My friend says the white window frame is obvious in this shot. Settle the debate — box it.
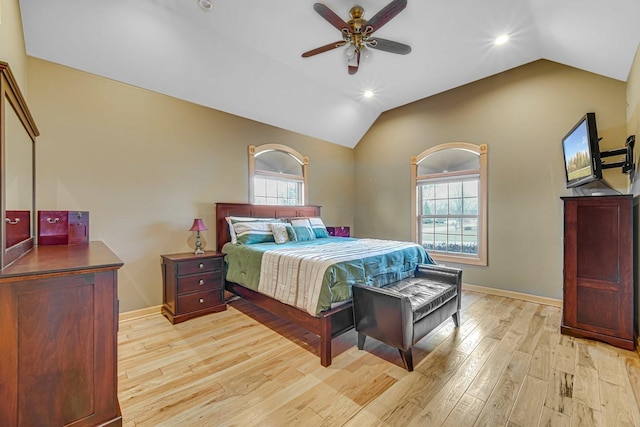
[411,142,488,266]
[249,144,308,205]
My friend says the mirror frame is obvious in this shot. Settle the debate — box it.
[0,62,39,269]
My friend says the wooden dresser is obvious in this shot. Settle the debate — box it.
[0,242,123,426]
[561,195,636,350]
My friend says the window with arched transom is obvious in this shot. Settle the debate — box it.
[249,144,308,205]
[411,142,488,266]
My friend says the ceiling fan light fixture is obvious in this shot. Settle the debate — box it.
[494,34,510,46]
[345,45,357,59]
[198,0,213,11]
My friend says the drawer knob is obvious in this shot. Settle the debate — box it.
[199,279,204,285]
[199,298,204,304]
[199,263,204,269]
[46,217,60,224]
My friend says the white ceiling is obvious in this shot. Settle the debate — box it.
[19,0,640,148]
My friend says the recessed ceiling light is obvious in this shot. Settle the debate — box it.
[198,0,213,11]
[363,90,374,98]
[494,34,510,46]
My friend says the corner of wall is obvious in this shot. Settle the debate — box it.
[627,42,640,196]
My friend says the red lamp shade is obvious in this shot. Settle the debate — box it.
[189,218,208,232]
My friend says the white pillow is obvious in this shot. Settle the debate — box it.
[225,216,275,244]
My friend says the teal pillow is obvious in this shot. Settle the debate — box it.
[289,218,315,241]
[309,217,329,238]
[286,224,298,241]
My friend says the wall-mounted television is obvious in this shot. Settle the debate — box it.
[561,112,602,188]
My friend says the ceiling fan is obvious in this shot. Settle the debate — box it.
[302,0,411,75]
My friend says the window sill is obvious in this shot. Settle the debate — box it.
[429,252,487,267]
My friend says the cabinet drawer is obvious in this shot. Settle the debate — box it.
[178,289,222,313]
[177,271,223,295]
[177,257,222,276]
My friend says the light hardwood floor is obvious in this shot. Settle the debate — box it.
[118,291,640,426]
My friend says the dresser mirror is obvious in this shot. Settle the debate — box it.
[0,62,39,269]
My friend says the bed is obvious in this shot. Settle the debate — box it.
[215,202,432,367]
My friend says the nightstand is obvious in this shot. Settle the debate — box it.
[161,251,226,324]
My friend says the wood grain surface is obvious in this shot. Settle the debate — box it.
[118,291,640,426]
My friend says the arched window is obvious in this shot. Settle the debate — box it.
[411,143,488,266]
[249,144,308,205]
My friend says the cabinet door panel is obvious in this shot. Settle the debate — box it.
[17,275,94,426]
[576,205,620,282]
[575,286,619,333]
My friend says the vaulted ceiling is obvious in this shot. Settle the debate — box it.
[19,0,640,148]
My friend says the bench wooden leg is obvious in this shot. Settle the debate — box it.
[452,311,460,327]
[399,348,414,372]
[357,332,366,350]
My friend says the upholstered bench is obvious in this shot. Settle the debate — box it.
[352,264,462,371]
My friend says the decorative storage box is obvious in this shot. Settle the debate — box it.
[38,211,89,245]
[326,226,350,237]
[5,210,30,247]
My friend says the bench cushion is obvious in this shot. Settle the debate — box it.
[384,277,457,322]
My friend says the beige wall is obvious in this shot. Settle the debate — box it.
[27,58,355,312]
[0,0,28,89]
[354,60,628,300]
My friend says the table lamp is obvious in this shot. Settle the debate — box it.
[189,218,207,254]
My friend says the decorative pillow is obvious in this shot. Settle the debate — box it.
[226,216,275,244]
[289,218,315,241]
[270,223,297,244]
[231,219,281,245]
[308,217,329,238]
[285,224,298,241]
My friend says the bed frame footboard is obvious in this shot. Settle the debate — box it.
[225,280,353,367]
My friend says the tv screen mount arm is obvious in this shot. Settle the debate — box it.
[600,135,635,174]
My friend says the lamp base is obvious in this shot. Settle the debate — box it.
[194,232,205,255]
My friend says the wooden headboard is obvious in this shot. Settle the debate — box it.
[215,203,321,251]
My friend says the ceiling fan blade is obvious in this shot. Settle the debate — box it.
[313,3,352,35]
[302,41,347,58]
[365,0,407,34]
[348,49,360,75]
[368,38,411,55]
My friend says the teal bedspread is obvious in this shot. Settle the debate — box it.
[222,237,433,316]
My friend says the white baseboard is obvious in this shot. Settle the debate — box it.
[119,305,162,322]
[462,283,562,308]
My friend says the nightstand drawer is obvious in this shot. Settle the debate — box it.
[178,289,222,313]
[177,257,223,276]
[177,271,223,295]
